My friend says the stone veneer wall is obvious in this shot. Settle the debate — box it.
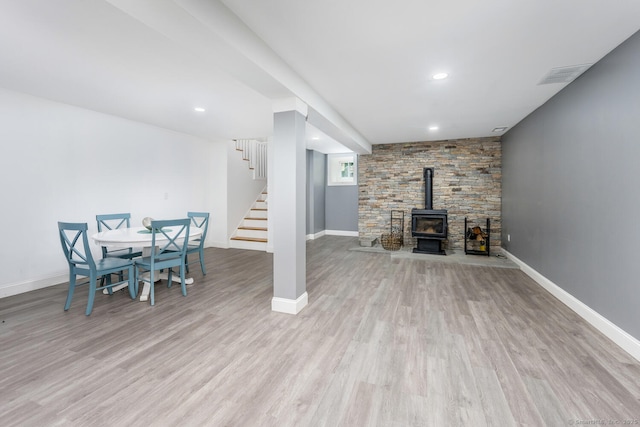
[358,137,501,251]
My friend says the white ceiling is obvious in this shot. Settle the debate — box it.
[1,0,639,153]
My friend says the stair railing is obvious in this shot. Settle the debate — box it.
[234,139,267,180]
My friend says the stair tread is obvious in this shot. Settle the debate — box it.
[244,217,267,220]
[238,226,267,231]
[231,236,268,243]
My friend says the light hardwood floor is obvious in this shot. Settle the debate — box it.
[1,236,639,426]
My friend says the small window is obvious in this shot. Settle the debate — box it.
[327,153,357,186]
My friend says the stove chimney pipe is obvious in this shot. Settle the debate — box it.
[424,167,433,210]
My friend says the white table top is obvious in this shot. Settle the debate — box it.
[92,226,203,248]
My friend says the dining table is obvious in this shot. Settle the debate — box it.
[91,225,203,302]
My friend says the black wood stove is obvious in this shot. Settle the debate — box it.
[411,168,447,255]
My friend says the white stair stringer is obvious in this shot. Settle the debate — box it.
[230,191,268,251]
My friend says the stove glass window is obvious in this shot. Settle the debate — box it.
[415,217,444,234]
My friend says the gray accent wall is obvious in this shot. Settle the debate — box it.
[306,149,326,235]
[326,184,358,232]
[306,150,359,234]
[501,30,640,340]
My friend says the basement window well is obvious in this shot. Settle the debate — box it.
[328,153,357,186]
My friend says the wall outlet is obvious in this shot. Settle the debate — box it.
[507,234,511,242]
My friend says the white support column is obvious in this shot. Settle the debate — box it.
[271,98,308,314]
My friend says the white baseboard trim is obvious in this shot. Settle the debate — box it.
[503,249,640,362]
[306,230,358,240]
[208,241,230,249]
[272,292,308,314]
[306,230,326,240]
[0,272,68,299]
[325,230,358,237]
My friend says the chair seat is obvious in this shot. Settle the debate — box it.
[167,244,199,253]
[104,247,143,259]
[97,257,136,271]
[74,256,136,278]
[136,255,183,270]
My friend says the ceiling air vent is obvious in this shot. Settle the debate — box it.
[538,64,592,85]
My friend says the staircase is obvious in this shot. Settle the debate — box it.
[229,191,268,251]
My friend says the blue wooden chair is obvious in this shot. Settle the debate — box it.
[134,218,191,306]
[58,222,137,315]
[185,211,209,275]
[96,213,143,260]
[96,213,142,287]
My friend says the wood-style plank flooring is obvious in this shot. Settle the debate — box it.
[1,236,639,426]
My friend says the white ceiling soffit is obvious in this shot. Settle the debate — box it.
[105,0,292,100]
[305,122,353,154]
[106,0,371,153]
[306,107,368,154]
[173,0,372,153]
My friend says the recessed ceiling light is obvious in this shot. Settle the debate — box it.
[429,126,439,131]
[194,107,206,112]
[311,136,320,140]
[492,126,508,132]
[432,73,448,80]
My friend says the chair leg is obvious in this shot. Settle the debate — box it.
[127,266,136,300]
[105,273,113,295]
[149,270,155,306]
[180,265,187,297]
[64,273,76,311]
[167,268,173,288]
[185,254,190,274]
[136,267,141,296]
[101,273,119,290]
[134,267,138,296]
[199,249,206,275]
[86,273,97,316]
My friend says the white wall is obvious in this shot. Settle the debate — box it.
[0,88,226,297]
[208,141,228,247]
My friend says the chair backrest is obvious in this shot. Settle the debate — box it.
[96,213,132,232]
[58,222,96,270]
[96,213,133,258]
[187,211,209,246]
[150,218,191,261]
